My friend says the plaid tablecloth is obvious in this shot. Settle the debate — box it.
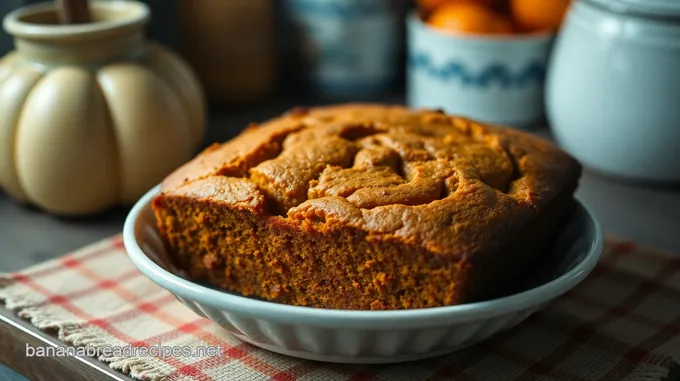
[0,235,679,381]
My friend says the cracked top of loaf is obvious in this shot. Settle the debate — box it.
[159,104,581,258]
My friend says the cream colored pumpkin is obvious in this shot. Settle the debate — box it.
[0,1,205,215]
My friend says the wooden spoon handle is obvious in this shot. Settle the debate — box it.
[56,0,92,24]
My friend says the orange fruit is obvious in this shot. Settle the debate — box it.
[510,0,571,32]
[428,2,514,35]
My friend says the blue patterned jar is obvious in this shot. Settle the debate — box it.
[407,12,554,128]
[286,0,406,97]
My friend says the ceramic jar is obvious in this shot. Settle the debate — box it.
[178,0,276,105]
[286,0,406,98]
[546,0,680,183]
[407,12,554,128]
[0,1,205,215]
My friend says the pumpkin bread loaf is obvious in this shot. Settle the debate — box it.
[152,104,581,310]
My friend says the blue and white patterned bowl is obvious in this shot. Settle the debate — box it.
[407,12,554,128]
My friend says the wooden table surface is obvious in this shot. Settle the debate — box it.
[0,307,132,381]
[1,99,679,380]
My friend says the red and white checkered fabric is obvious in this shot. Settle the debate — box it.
[1,235,679,381]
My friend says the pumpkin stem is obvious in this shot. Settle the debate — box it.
[56,0,92,24]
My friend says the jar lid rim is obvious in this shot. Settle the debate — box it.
[584,0,680,19]
[3,1,149,42]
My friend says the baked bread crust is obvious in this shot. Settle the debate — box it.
[153,104,581,310]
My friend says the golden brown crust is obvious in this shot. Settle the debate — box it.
[161,104,579,255]
[154,104,581,309]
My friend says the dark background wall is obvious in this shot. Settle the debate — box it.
[0,0,408,103]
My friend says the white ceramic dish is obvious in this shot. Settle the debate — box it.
[124,186,603,364]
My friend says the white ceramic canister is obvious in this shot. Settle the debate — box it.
[407,12,554,128]
[547,0,680,183]
[286,0,405,98]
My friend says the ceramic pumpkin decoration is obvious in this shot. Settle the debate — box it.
[0,0,205,215]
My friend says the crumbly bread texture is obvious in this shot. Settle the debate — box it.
[153,104,581,310]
